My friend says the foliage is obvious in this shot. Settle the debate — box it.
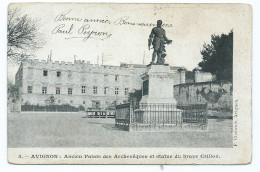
[7,79,20,102]
[128,89,142,106]
[111,100,117,107]
[7,8,45,64]
[21,103,86,112]
[78,105,85,111]
[198,30,233,81]
[49,95,55,105]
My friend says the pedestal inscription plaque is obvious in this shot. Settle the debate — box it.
[142,79,149,96]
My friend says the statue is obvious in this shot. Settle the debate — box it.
[148,20,172,64]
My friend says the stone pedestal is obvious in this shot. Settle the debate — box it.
[140,64,177,105]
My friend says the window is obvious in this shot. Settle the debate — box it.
[42,87,47,94]
[68,88,73,95]
[43,70,48,76]
[83,101,85,104]
[115,75,119,81]
[57,71,61,77]
[125,88,129,96]
[104,74,108,81]
[82,86,86,93]
[104,87,108,95]
[68,70,72,78]
[115,87,119,95]
[56,87,60,94]
[58,100,61,103]
[93,86,97,94]
[70,100,73,104]
[27,86,33,94]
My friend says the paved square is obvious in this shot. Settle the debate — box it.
[8,112,233,148]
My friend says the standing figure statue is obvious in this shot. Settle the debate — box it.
[148,20,172,64]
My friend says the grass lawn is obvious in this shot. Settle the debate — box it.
[8,112,233,148]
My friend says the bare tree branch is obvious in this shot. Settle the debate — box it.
[7,8,45,64]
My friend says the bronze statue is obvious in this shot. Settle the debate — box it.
[148,20,172,64]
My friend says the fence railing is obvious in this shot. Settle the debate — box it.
[177,104,208,126]
[132,103,182,125]
[86,109,115,118]
[115,103,208,131]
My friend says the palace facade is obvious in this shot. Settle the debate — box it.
[15,58,214,109]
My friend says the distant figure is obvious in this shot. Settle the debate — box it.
[148,20,172,64]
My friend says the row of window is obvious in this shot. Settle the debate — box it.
[48,100,101,106]
[43,70,71,78]
[42,70,125,81]
[27,86,129,95]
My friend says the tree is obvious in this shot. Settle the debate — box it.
[7,78,20,102]
[198,30,233,81]
[128,89,142,107]
[7,8,45,64]
[49,95,56,105]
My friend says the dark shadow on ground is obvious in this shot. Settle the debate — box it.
[101,123,122,131]
[87,122,102,125]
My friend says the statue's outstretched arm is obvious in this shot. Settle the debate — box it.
[163,31,169,41]
[164,31,172,44]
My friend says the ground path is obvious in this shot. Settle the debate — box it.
[8,112,233,148]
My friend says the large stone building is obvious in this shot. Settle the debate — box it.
[15,58,188,109]
[15,57,217,110]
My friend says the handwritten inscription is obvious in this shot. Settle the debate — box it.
[54,9,82,22]
[52,9,173,42]
[65,24,112,42]
[52,24,74,34]
[114,16,173,28]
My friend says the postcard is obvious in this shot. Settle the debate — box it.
[7,3,252,164]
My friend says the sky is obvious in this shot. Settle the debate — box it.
[8,3,235,80]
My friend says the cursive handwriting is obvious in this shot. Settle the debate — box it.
[52,9,174,43]
[114,16,173,28]
[84,18,111,24]
[114,16,136,26]
[52,24,74,34]
[65,24,112,42]
[54,9,82,22]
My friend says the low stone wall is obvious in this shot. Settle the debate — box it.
[174,81,232,111]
